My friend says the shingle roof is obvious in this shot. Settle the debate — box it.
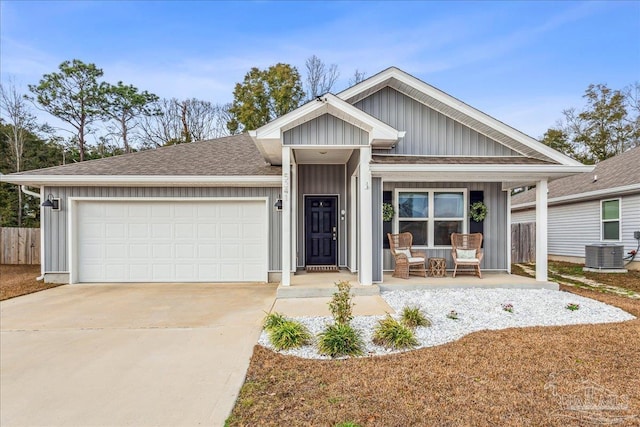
[372,155,554,165]
[12,134,281,176]
[511,146,640,206]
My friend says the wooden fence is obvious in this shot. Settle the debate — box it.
[511,222,536,264]
[0,227,40,265]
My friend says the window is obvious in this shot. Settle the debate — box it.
[396,189,466,247]
[601,199,620,241]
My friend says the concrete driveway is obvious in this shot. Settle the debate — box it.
[0,283,277,427]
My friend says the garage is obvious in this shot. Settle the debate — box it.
[71,198,268,283]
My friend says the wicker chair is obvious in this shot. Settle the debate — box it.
[387,232,427,279]
[451,233,483,278]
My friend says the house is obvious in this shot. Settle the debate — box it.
[1,67,592,286]
[511,146,640,270]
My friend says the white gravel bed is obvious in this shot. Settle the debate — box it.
[258,289,635,360]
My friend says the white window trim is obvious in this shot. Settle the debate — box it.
[394,188,468,248]
[600,198,622,242]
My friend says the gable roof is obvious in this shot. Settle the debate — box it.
[1,134,282,187]
[511,146,640,208]
[249,93,405,165]
[338,67,582,166]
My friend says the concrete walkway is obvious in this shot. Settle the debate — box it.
[0,283,277,427]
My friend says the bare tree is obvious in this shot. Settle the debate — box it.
[348,69,367,87]
[304,55,339,100]
[0,81,37,226]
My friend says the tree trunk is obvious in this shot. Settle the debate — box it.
[122,115,130,153]
[181,102,191,143]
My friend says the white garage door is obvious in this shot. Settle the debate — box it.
[75,200,267,283]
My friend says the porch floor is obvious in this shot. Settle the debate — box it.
[276,270,558,298]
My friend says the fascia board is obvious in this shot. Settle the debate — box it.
[339,67,581,167]
[511,183,640,210]
[370,164,593,174]
[0,175,283,187]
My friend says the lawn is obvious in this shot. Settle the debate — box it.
[0,264,61,300]
[227,285,640,426]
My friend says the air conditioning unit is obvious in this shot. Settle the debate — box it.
[585,244,624,269]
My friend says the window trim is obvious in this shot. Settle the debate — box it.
[394,188,468,248]
[600,198,622,242]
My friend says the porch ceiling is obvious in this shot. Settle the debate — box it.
[293,148,354,164]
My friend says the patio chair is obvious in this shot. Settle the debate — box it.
[451,233,483,278]
[387,232,427,279]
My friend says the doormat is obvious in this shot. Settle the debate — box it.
[306,265,340,273]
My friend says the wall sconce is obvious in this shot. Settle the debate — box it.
[274,197,283,211]
[41,194,60,210]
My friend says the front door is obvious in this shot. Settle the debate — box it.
[305,196,338,266]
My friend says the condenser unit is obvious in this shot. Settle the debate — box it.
[585,244,624,269]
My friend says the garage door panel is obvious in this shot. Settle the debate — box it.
[77,200,267,282]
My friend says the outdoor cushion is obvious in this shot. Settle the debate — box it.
[457,249,476,259]
[455,257,480,263]
[396,248,412,258]
[408,257,425,263]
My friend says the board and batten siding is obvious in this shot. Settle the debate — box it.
[297,165,347,267]
[512,193,640,258]
[283,113,369,146]
[355,87,520,157]
[41,186,282,273]
[379,182,509,271]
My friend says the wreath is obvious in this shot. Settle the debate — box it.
[469,201,488,222]
[382,202,395,222]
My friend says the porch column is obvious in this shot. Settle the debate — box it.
[281,147,292,286]
[359,146,372,285]
[535,179,548,282]
[291,160,297,271]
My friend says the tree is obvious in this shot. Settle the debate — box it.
[349,69,367,86]
[542,83,639,163]
[304,55,339,100]
[0,82,38,226]
[229,63,305,131]
[100,81,160,153]
[28,59,104,161]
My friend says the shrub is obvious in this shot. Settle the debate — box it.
[372,315,419,350]
[400,306,431,328]
[447,310,459,320]
[565,303,580,311]
[268,319,312,350]
[328,280,354,325]
[318,322,364,358]
[263,312,287,331]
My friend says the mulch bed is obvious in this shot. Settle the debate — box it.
[227,287,640,426]
[0,264,61,301]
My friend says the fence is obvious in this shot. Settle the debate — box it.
[511,222,536,264]
[0,227,41,265]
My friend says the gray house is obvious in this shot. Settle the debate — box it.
[2,67,590,285]
[512,146,640,270]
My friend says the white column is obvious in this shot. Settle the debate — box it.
[359,146,372,285]
[290,160,297,271]
[535,179,548,282]
[506,190,512,274]
[281,147,291,286]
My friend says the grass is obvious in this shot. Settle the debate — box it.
[399,306,430,328]
[227,286,640,426]
[372,315,418,350]
[0,264,61,301]
[317,323,364,358]
[267,319,312,351]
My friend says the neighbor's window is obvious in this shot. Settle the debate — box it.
[396,189,466,247]
[601,199,620,240]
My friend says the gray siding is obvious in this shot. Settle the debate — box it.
[513,194,640,259]
[41,186,282,273]
[381,182,509,271]
[346,150,360,271]
[297,165,347,267]
[284,114,369,146]
[355,87,520,156]
[372,177,383,281]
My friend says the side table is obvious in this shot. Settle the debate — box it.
[428,257,447,277]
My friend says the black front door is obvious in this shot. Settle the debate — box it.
[305,196,338,266]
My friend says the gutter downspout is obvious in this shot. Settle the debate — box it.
[20,186,45,281]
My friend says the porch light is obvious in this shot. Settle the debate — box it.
[274,198,283,211]
[41,194,60,210]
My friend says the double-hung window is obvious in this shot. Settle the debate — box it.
[396,189,467,247]
[601,199,621,241]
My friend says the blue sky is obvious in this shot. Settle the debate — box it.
[1,0,639,139]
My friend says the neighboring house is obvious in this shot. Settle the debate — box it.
[1,67,591,285]
[512,146,640,270]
